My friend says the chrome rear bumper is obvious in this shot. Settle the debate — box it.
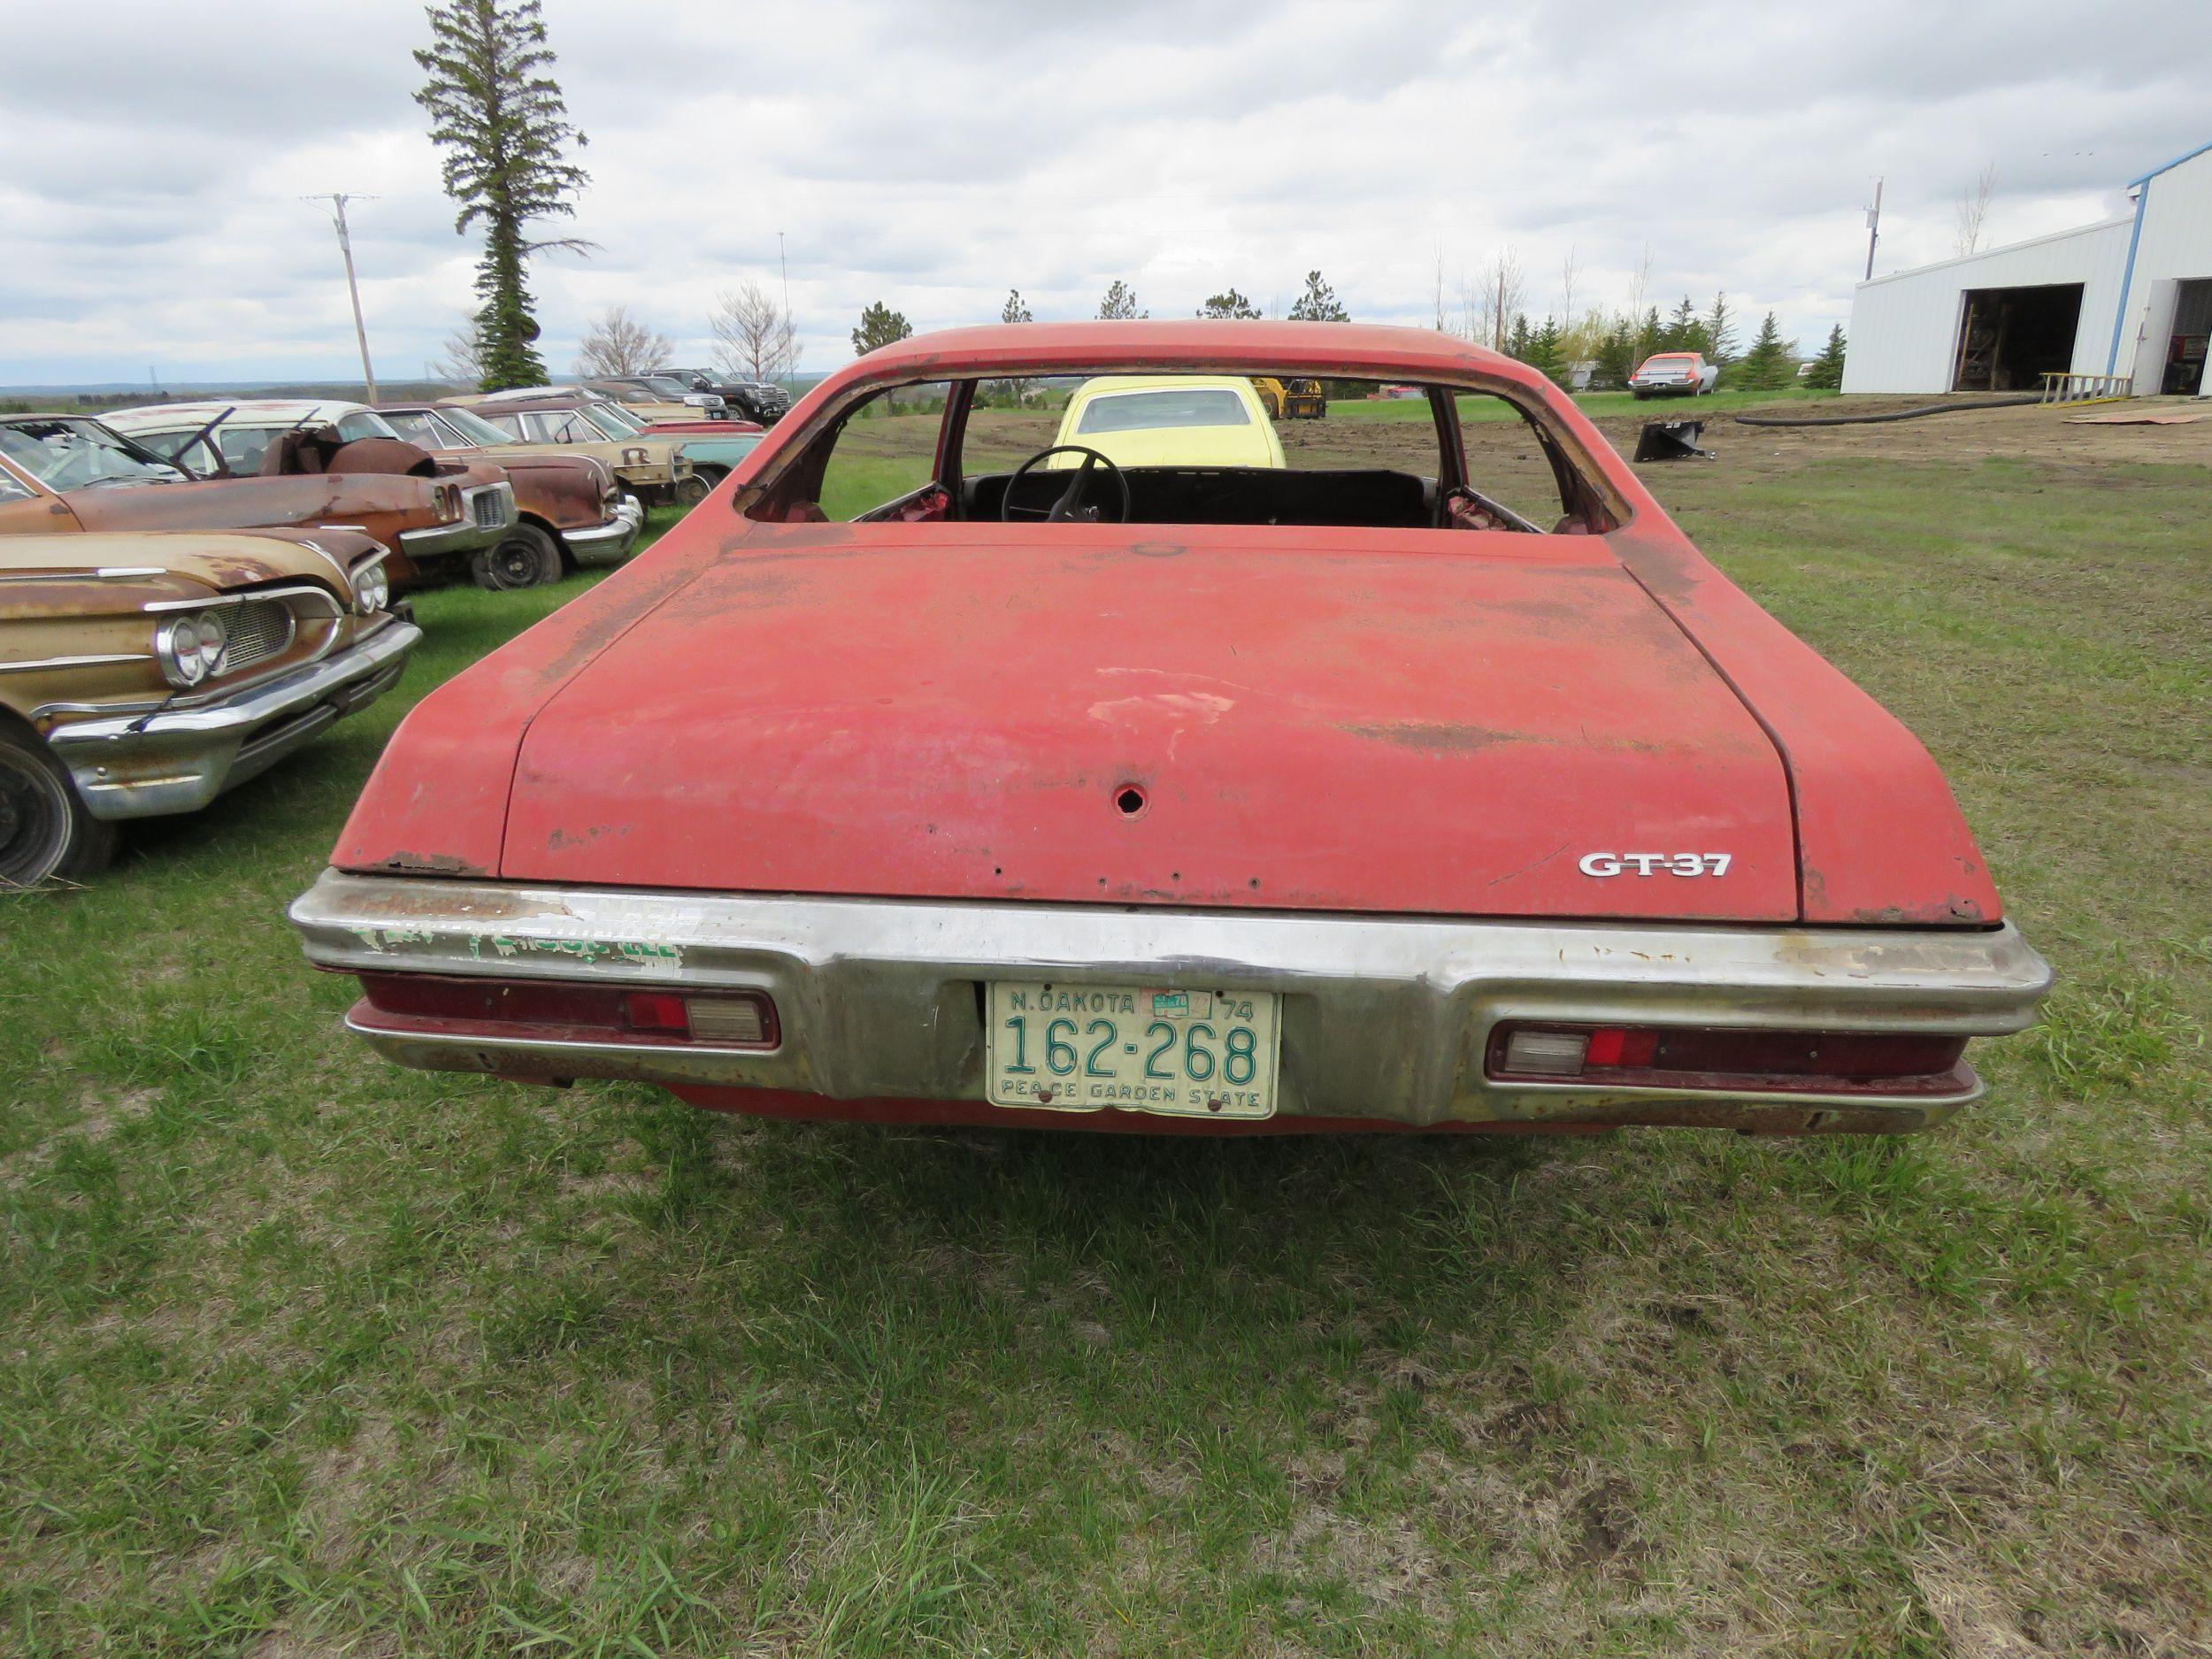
[288,872,2052,1133]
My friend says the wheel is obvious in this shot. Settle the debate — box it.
[0,726,115,887]
[1632,388,1650,400]
[470,522,564,590]
[691,464,730,489]
[673,473,712,507]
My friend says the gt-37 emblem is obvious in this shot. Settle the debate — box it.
[1578,852,1732,878]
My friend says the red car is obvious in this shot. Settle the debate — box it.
[291,322,2049,1138]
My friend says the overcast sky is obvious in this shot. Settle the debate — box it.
[3,0,2206,388]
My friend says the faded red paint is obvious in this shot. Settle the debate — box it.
[332,320,2002,930]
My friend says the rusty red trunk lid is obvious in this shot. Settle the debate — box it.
[498,533,1799,920]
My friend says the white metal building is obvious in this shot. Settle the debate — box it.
[1845,139,2212,396]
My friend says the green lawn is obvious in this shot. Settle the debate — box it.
[2,461,2208,1657]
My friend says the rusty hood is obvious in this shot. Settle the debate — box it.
[495,532,1801,921]
[0,526,364,600]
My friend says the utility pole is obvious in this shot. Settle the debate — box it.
[778,230,793,388]
[1863,177,1884,281]
[310,194,378,400]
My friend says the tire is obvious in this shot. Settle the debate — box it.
[470,522,564,590]
[673,473,712,508]
[1632,388,1650,400]
[691,464,730,488]
[0,727,116,887]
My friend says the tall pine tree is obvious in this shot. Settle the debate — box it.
[1737,311,1794,389]
[1288,271,1349,322]
[1805,323,1847,390]
[415,0,592,390]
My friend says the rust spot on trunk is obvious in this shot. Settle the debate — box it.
[377,850,488,877]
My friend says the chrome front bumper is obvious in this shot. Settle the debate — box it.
[53,621,421,820]
[398,482,517,559]
[560,495,646,565]
[288,873,2052,1133]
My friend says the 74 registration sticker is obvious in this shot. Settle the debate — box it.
[985,982,1281,1119]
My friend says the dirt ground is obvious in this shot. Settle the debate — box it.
[1636,396,2212,473]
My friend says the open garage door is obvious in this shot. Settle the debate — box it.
[1953,284,2085,392]
[2165,280,2211,395]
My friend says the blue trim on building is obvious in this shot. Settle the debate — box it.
[2128,136,2212,188]
[2105,183,2151,375]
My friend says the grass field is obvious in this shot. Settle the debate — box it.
[3,419,2208,1657]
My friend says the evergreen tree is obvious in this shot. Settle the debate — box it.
[414,0,592,390]
[1638,305,1662,359]
[1525,317,1570,388]
[1287,270,1349,322]
[1097,280,1145,320]
[1659,296,1700,352]
[999,289,1033,324]
[1804,323,1847,390]
[1593,316,1640,388]
[851,301,912,356]
[1736,311,1794,389]
[1198,289,1262,319]
[1505,313,1534,363]
[1703,291,1739,364]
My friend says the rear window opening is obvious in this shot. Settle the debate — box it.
[749,373,1620,534]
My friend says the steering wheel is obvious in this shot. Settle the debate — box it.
[999,445,1132,524]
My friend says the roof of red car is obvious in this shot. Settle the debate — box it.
[848,320,1528,382]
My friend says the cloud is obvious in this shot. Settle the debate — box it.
[2,0,2206,383]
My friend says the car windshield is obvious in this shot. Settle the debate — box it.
[429,405,516,446]
[583,403,645,436]
[380,411,449,448]
[0,418,184,489]
[772,370,1619,535]
[1074,388,1252,434]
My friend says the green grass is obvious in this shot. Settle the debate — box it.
[3,458,2209,1657]
[1322,385,1839,424]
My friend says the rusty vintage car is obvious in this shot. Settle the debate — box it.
[99,402,518,590]
[452,395,702,507]
[291,322,2050,1138]
[3,411,506,594]
[368,403,643,585]
[3,526,416,886]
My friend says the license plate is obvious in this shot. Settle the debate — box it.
[985,982,1280,1119]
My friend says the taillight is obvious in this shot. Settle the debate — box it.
[1486,1023,1970,1096]
[355,972,778,1049]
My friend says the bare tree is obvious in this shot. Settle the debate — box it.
[1470,248,1525,352]
[1955,163,1997,257]
[1432,246,1448,334]
[1558,245,1581,330]
[574,304,671,377]
[1627,243,1653,318]
[433,316,488,385]
[710,279,798,381]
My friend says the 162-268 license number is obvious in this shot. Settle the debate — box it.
[985,982,1282,1119]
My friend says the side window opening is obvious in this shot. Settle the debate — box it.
[807,381,956,521]
[1441,392,1619,534]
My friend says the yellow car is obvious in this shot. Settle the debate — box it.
[1049,376,1286,470]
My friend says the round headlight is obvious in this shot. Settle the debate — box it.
[155,611,226,687]
[621,446,648,466]
[352,562,389,614]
